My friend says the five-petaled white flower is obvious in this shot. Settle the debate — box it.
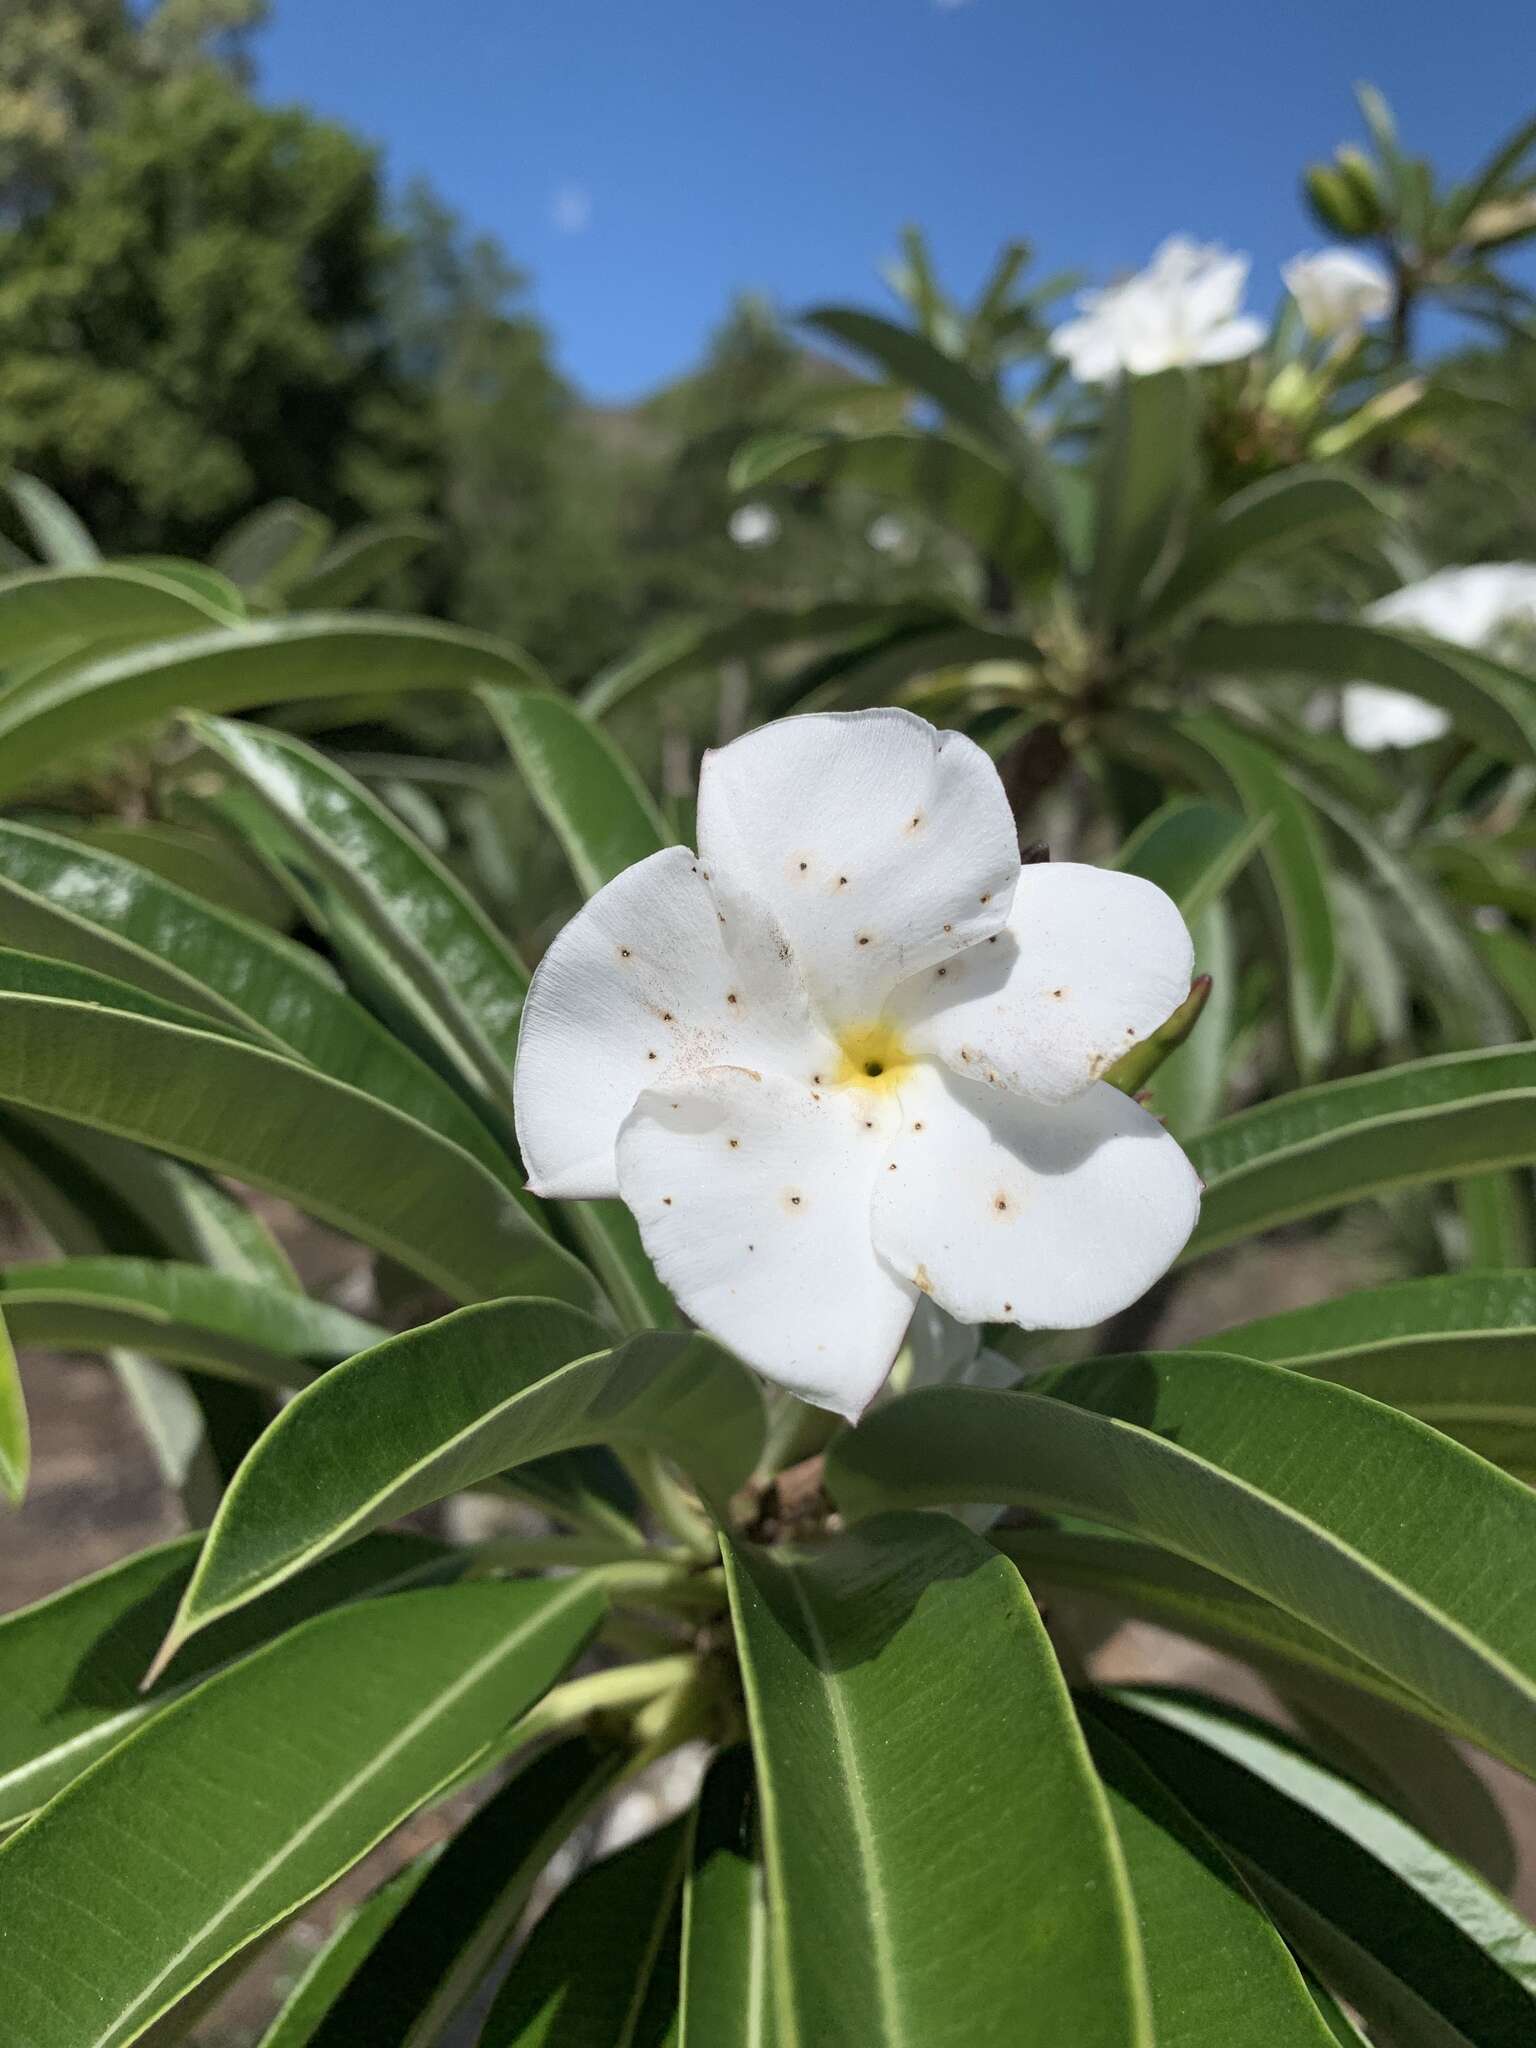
[1341,563,1536,751]
[1283,248,1393,338]
[513,710,1201,1420]
[1050,238,1267,384]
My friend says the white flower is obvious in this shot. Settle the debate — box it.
[728,502,779,548]
[1342,563,1536,750]
[1050,237,1266,384]
[513,709,1200,1420]
[1283,248,1393,337]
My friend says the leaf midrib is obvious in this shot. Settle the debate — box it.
[778,1562,909,2048]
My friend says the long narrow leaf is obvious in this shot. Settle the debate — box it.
[0,1580,600,2048]
[1188,1044,1536,1257]
[828,1353,1536,1776]
[0,994,602,1314]
[721,1511,1151,2048]
[160,1305,763,1651]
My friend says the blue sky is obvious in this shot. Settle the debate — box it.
[256,0,1535,401]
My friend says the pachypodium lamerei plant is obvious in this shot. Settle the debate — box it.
[3,539,1536,2042]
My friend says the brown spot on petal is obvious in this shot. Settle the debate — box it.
[662,1196,673,1206]
[728,1137,740,1149]
[1003,1300,1014,1313]
[993,1193,1010,1214]
[914,1264,933,1295]
[913,1120,924,1131]
[726,992,739,1005]
[856,934,872,947]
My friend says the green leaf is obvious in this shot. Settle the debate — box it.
[720,1511,1151,2048]
[1187,618,1536,765]
[483,684,671,896]
[2,1110,298,1288]
[256,1855,435,2048]
[1147,470,1382,627]
[1188,1045,1536,1258]
[1276,1664,1518,1894]
[0,1579,599,2048]
[303,1735,624,2047]
[0,1532,448,1830]
[1086,1717,1338,2048]
[0,1304,26,1505]
[1303,774,1514,1046]
[996,1524,1417,1710]
[1109,713,1340,1076]
[0,1257,381,1391]
[1088,368,1199,630]
[1113,797,1268,921]
[1474,926,1536,1032]
[679,1747,777,2048]
[787,619,1042,714]
[730,427,1052,580]
[1192,1270,1536,1478]
[3,472,98,567]
[827,1353,1536,1776]
[162,1305,763,1649]
[190,716,529,1129]
[0,942,261,1041]
[802,307,1061,530]
[0,994,601,1314]
[0,614,546,799]
[46,817,291,926]
[0,566,224,669]
[122,557,246,621]
[0,821,517,1184]
[1096,1689,1536,2048]
[479,1817,688,2048]
[284,518,438,609]
[210,499,332,595]
[581,600,951,721]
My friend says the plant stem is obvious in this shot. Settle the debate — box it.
[516,1654,700,1741]
[625,1447,721,1557]
[593,1559,727,1610]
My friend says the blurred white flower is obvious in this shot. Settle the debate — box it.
[1283,248,1393,337]
[728,502,780,549]
[867,513,911,556]
[514,709,1199,1420]
[1050,237,1266,383]
[1342,563,1536,750]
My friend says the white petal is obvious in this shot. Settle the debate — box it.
[888,862,1193,1105]
[1195,314,1267,365]
[513,848,834,1200]
[1340,683,1452,752]
[872,1064,1201,1328]
[695,709,1019,1032]
[616,1067,915,1420]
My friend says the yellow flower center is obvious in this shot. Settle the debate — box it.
[834,1021,916,1096]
